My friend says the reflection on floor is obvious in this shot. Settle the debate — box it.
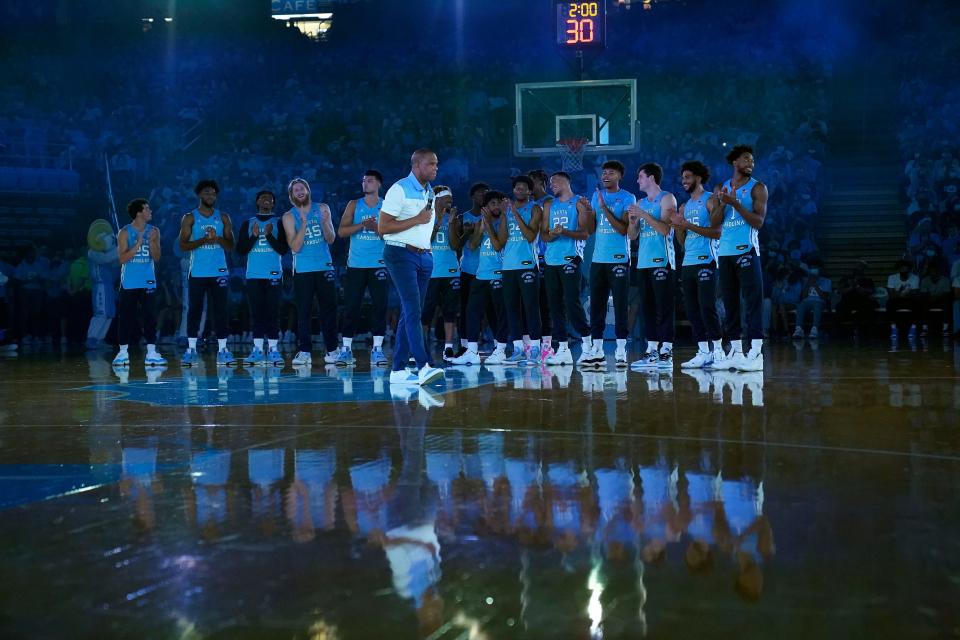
[1,341,959,638]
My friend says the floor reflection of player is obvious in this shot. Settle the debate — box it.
[719,475,774,601]
[683,471,721,573]
[545,461,596,557]
[248,448,285,537]
[594,465,639,562]
[637,464,682,563]
[425,432,462,540]
[120,443,161,534]
[286,447,337,544]
[342,454,392,543]
[186,448,232,540]
[504,439,545,546]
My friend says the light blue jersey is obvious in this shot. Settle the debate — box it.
[544,195,584,267]
[431,217,460,278]
[290,204,333,273]
[475,218,503,281]
[534,196,552,268]
[245,215,283,281]
[460,209,482,275]
[636,192,675,270]
[682,192,717,267]
[591,189,636,264]
[718,177,760,257]
[347,198,385,269]
[502,202,539,271]
[188,210,229,278]
[120,223,156,290]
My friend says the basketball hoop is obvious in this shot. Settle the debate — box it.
[557,137,588,173]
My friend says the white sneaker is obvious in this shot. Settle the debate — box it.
[418,364,445,386]
[292,351,312,366]
[792,327,804,339]
[585,343,606,367]
[736,350,764,372]
[809,326,819,339]
[630,351,659,370]
[545,346,573,365]
[389,369,420,385]
[706,348,730,370]
[614,348,628,368]
[726,351,748,370]
[576,344,595,366]
[324,347,343,364]
[450,349,481,366]
[681,351,712,369]
[484,347,507,365]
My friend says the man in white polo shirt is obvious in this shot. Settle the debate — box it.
[379,148,445,386]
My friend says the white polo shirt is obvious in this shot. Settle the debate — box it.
[382,171,435,250]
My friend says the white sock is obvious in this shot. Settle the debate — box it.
[558,341,569,351]
[616,338,626,351]
[542,336,552,348]
[698,341,709,353]
[146,344,157,356]
[514,339,524,350]
[343,337,353,349]
[495,342,507,351]
[461,338,468,348]
[373,335,384,348]
[582,336,592,350]
[188,337,198,350]
[254,338,264,350]
[468,341,479,353]
[661,342,673,353]
[268,339,278,350]
[523,334,531,347]
[218,338,227,351]
[648,341,658,353]
[118,344,129,355]
[751,338,764,353]
[731,339,743,353]
[444,342,453,350]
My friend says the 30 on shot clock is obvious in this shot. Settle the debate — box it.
[556,1,607,48]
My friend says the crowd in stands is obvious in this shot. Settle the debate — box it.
[0,0,864,349]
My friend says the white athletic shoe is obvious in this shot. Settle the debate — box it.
[484,347,507,365]
[614,348,628,368]
[545,345,574,366]
[792,327,805,339]
[809,326,819,339]
[576,344,595,366]
[389,370,420,385]
[630,351,659,370]
[681,350,712,369]
[324,347,344,364]
[292,351,312,366]
[736,350,764,372]
[418,364,445,386]
[450,349,481,365]
[707,349,734,370]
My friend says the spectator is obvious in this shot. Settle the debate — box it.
[793,259,831,339]
[836,260,877,335]
[919,258,952,337]
[886,259,921,340]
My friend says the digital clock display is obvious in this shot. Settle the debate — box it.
[556,2,606,48]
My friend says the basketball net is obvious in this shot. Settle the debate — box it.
[557,138,588,173]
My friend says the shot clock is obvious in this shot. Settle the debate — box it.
[556,1,607,48]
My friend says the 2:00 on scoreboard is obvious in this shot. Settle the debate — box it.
[555,1,607,48]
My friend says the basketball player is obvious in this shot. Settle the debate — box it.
[456,182,490,354]
[671,161,723,368]
[627,163,678,370]
[338,170,388,367]
[236,190,286,367]
[588,161,637,368]
[282,177,339,367]
[528,169,554,362]
[420,186,462,361]
[450,190,509,365]
[710,145,768,372]
[178,180,236,366]
[113,198,165,367]
[500,175,543,365]
[539,172,592,365]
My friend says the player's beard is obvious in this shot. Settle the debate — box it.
[292,194,311,207]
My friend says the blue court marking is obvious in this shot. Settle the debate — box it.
[71,365,516,407]
[0,463,122,509]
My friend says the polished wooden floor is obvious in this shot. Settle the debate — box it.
[1,339,959,639]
